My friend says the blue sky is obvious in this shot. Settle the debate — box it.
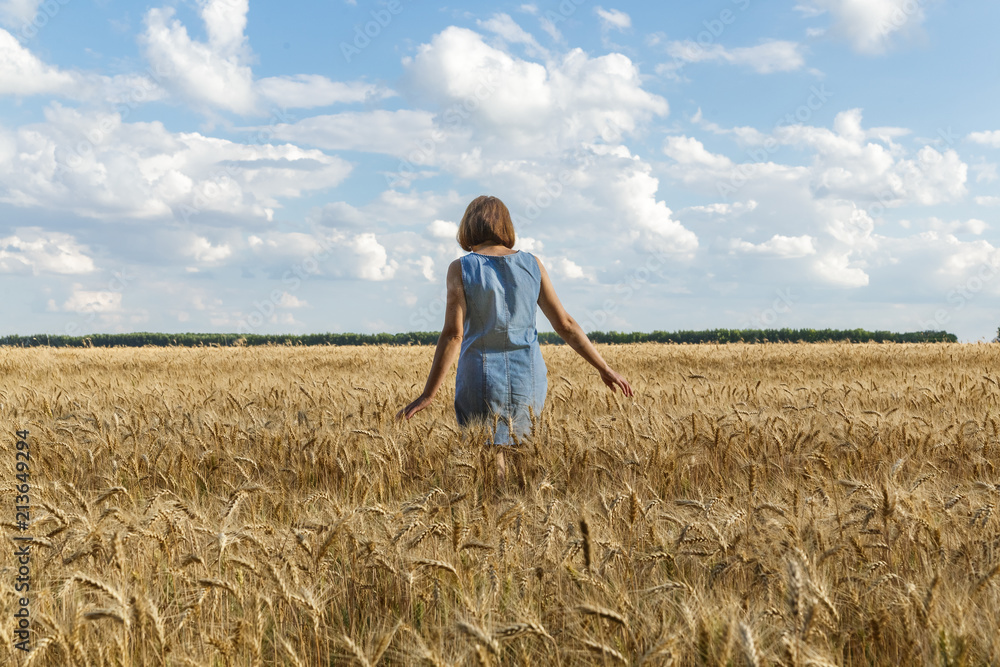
[1,0,998,340]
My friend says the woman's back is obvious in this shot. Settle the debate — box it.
[396,194,632,463]
[455,250,547,445]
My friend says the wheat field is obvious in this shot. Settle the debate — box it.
[1,342,999,666]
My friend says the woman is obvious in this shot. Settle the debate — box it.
[396,195,634,453]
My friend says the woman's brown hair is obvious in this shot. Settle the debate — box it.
[457,195,515,251]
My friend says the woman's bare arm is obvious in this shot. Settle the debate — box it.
[535,256,634,397]
[396,259,466,420]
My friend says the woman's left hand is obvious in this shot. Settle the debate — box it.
[396,393,433,421]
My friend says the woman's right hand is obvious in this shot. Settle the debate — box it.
[396,393,433,421]
[599,367,634,397]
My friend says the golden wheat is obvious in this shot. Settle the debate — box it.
[1,341,999,664]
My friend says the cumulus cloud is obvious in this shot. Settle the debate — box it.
[969,130,1000,148]
[595,7,631,31]
[658,109,973,294]
[142,0,256,114]
[187,236,232,264]
[276,292,307,308]
[664,136,734,169]
[662,40,806,74]
[247,230,398,282]
[256,75,390,109]
[267,109,436,154]
[62,285,122,313]
[142,0,386,114]
[0,229,96,274]
[0,28,76,96]
[681,200,758,216]
[606,162,699,255]
[402,27,668,154]
[0,0,40,28]
[428,219,459,239]
[813,252,869,287]
[478,13,548,58]
[546,256,589,280]
[0,105,352,221]
[797,0,927,54]
[731,234,817,257]
[911,217,989,235]
[772,109,967,206]
[0,31,169,105]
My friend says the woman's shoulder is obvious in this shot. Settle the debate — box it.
[516,250,543,270]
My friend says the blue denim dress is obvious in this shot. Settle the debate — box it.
[455,250,548,445]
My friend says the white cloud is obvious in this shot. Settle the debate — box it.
[142,1,256,114]
[972,162,997,183]
[681,200,758,216]
[62,286,122,313]
[916,217,988,235]
[0,28,76,95]
[142,0,382,115]
[797,0,927,54]
[813,252,869,286]
[595,7,631,31]
[416,255,435,281]
[0,0,40,28]
[772,109,967,206]
[428,219,458,239]
[402,27,667,155]
[248,230,398,282]
[663,40,806,74]
[538,15,563,42]
[514,236,543,252]
[0,33,168,104]
[547,256,588,280]
[267,109,436,154]
[256,75,391,109]
[664,135,734,169]
[188,236,232,263]
[608,163,699,256]
[0,229,96,274]
[975,196,1000,207]
[309,201,369,229]
[276,292,307,308]
[969,130,1000,148]
[477,13,548,58]
[348,233,398,281]
[732,234,817,257]
[0,105,352,221]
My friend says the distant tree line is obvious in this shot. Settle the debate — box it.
[0,328,958,348]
